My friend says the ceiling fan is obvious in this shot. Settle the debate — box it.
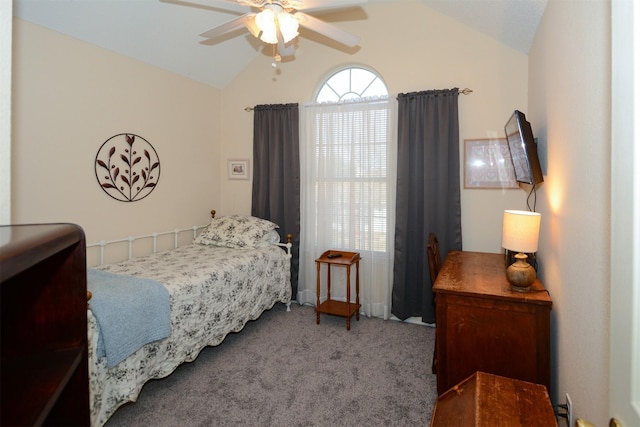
[198,0,367,60]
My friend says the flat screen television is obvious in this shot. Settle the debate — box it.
[504,110,544,185]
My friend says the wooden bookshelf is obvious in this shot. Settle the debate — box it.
[1,223,90,426]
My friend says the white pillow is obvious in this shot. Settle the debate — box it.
[255,229,282,247]
[194,215,279,249]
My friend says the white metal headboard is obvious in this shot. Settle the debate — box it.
[87,225,209,266]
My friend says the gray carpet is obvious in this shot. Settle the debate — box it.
[104,303,438,427]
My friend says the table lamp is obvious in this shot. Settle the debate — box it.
[501,210,541,291]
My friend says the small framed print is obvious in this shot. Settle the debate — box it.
[228,159,250,180]
[464,138,518,189]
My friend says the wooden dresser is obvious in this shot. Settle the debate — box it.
[433,251,552,395]
[1,224,90,426]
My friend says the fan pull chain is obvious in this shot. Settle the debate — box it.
[271,44,281,68]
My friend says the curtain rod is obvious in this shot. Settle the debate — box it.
[244,87,473,111]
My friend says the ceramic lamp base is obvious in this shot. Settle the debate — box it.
[506,253,536,291]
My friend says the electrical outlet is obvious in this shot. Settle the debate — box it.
[565,393,573,427]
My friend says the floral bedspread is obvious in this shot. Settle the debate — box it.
[88,243,291,427]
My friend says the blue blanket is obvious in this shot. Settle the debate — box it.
[88,269,171,368]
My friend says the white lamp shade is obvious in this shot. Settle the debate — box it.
[277,12,299,43]
[256,9,278,44]
[253,7,299,45]
[502,210,541,253]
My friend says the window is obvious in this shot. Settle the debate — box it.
[315,67,388,103]
[311,67,390,252]
[299,66,394,319]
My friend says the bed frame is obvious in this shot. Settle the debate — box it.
[86,210,292,426]
[87,210,293,266]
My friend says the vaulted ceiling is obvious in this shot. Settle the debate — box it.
[14,0,548,89]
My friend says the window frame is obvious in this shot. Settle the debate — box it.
[314,65,388,103]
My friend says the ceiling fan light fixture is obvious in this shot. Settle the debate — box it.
[256,9,278,43]
[277,12,299,43]
[198,0,363,58]
[259,28,278,44]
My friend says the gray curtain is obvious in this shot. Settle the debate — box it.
[251,103,300,298]
[391,89,463,323]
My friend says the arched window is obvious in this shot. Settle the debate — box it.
[299,66,394,319]
[315,66,388,103]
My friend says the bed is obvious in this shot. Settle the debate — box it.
[87,212,292,427]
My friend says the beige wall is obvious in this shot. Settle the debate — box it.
[529,0,611,424]
[11,19,222,245]
[221,0,530,253]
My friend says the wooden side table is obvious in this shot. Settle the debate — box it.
[315,250,361,330]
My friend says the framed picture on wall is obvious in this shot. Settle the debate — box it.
[227,159,250,180]
[464,138,518,189]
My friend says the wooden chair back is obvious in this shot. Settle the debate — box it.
[427,232,443,287]
[427,232,442,375]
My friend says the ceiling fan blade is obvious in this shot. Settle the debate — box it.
[199,13,255,39]
[294,12,360,47]
[297,0,367,13]
[162,0,249,15]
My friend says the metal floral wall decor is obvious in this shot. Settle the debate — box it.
[95,133,161,202]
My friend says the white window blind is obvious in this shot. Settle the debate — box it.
[299,97,396,319]
[312,102,390,252]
